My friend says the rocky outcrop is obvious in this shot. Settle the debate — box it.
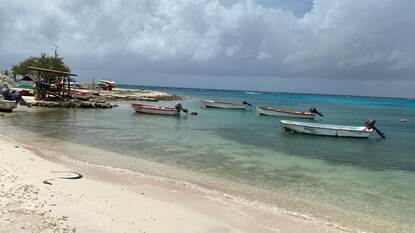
[98,89,183,101]
[0,74,17,87]
[31,100,116,109]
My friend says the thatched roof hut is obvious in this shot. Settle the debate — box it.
[28,66,77,100]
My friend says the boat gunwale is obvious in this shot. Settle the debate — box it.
[257,106,314,116]
[71,90,93,96]
[201,99,244,106]
[131,103,177,112]
[0,100,18,104]
[0,100,18,111]
[280,120,372,132]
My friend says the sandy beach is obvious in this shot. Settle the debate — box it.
[0,134,347,233]
[1,0,413,231]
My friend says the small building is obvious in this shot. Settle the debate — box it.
[19,75,34,86]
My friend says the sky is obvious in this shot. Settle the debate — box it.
[0,0,414,97]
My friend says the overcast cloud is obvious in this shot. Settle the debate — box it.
[0,0,414,96]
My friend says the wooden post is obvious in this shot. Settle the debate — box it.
[35,80,40,99]
[67,76,70,99]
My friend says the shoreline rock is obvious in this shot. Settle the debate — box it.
[0,73,17,87]
[97,88,183,102]
[31,100,116,109]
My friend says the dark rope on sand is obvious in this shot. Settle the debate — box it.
[51,171,83,179]
[43,179,54,185]
[43,171,83,185]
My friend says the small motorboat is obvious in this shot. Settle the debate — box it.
[15,84,34,96]
[257,106,323,119]
[201,99,252,109]
[97,80,116,90]
[0,99,18,112]
[0,85,31,111]
[132,103,180,115]
[71,89,93,100]
[280,119,385,138]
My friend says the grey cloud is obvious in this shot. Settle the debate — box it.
[0,0,414,81]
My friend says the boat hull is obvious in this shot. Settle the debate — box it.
[257,106,315,119]
[0,100,18,112]
[132,103,179,116]
[280,120,372,138]
[71,90,93,100]
[201,100,246,109]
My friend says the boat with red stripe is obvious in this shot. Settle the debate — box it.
[132,103,179,115]
[256,106,323,119]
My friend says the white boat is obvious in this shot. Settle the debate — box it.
[132,103,179,115]
[201,99,251,109]
[257,106,316,119]
[280,120,374,138]
[0,99,18,112]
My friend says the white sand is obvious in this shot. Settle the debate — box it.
[0,136,346,233]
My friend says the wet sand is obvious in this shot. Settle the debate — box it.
[0,135,346,233]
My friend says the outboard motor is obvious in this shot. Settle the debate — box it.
[1,85,12,100]
[365,118,385,138]
[175,102,194,114]
[175,102,183,112]
[309,106,324,117]
[242,100,252,106]
[0,85,31,108]
[365,119,376,129]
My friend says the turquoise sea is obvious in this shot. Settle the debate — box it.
[3,85,415,232]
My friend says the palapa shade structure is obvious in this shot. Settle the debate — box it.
[28,66,77,100]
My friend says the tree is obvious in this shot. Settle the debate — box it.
[12,53,70,80]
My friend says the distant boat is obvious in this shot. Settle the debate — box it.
[245,91,262,95]
[132,103,179,115]
[97,80,116,90]
[201,99,252,109]
[98,79,116,86]
[280,119,385,138]
[0,99,18,112]
[257,106,323,119]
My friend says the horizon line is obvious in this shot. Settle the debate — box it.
[117,83,415,100]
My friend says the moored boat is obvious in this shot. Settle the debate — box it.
[97,80,116,90]
[71,89,93,100]
[257,106,318,119]
[132,103,179,115]
[280,119,385,138]
[15,84,34,96]
[100,80,116,87]
[201,99,252,109]
[0,99,18,112]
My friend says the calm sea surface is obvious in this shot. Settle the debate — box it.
[3,85,415,232]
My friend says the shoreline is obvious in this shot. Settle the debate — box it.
[0,132,347,233]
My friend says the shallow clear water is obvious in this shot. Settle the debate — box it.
[3,86,415,232]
